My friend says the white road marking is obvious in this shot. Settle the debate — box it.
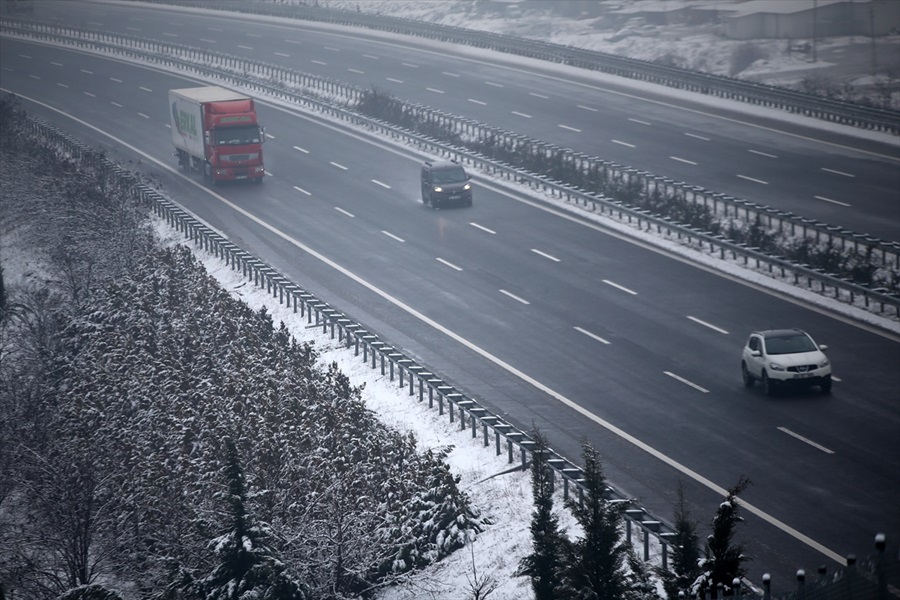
[246,32,261,38]
[139,86,152,92]
[499,289,530,305]
[612,139,635,148]
[371,179,390,189]
[311,60,326,66]
[137,113,149,119]
[207,27,223,31]
[56,83,68,88]
[738,174,768,184]
[778,427,835,454]
[470,222,496,234]
[274,52,290,58]
[334,207,354,217]
[110,101,122,107]
[125,27,140,32]
[485,81,504,87]
[386,77,404,84]
[199,38,216,44]
[671,156,698,165]
[80,69,93,74]
[512,111,532,118]
[749,149,777,158]
[109,77,122,83]
[293,145,309,153]
[382,230,405,243]
[559,124,581,132]
[577,104,598,112]
[629,118,651,125]
[436,257,463,271]
[330,162,348,170]
[83,92,96,97]
[815,195,851,207]
[821,167,854,177]
[687,316,729,334]
[832,376,842,382]
[685,132,709,141]
[363,54,379,59]
[51,62,63,67]
[18,90,850,567]
[323,46,340,52]
[574,326,611,345]
[28,75,40,80]
[529,92,549,98]
[441,71,459,77]
[347,68,364,74]
[293,186,311,195]
[664,371,710,393]
[602,279,637,295]
[531,248,561,262]
[237,45,253,50]
[468,98,487,105]
[401,62,419,68]
[284,38,302,44]
[161,32,177,37]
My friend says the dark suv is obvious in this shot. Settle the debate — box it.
[421,161,472,208]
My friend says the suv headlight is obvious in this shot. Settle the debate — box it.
[463,183,471,190]
[433,186,443,192]
[819,359,829,368]
[769,362,785,371]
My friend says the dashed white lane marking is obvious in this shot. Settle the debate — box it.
[577,104,598,112]
[531,248,561,262]
[139,86,152,92]
[83,91,96,97]
[330,162,348,170]
[529,92,549,98]
[311,60,326,66]
[51,62,63,67]
[110,101,121,107]
[293,145,309,153]
[738,174,768,184]
[664,371,710,393]
[602,279,637,295]
[436,257,463,271]
[137,113,149,119]
[246,32,262,38]
[284,38,302,44]
[499,289,530,305]
[109,77,122,82]
[386,77,404,84]
[28,74,40,80]
[470,222,496,234]
[574,326,611,345]
[629,118,651,125]
[199,38,216,44]
[293,186,311,196]
[468,98,487,105]
[161,32,177,38]
[347,68,364,74]
[612,139,636,148]
[334,207,354,217]
[382,230,405,243]
[814,195,851,207]
[371,180,391,189]
[512,111,532,118]
[749,149,777,158]
[274,52,290,58]
[427,87,445,94]
[441,71,459,77]
[401,62,419,68]
[559,124,581,132]
[323,45,340,51]
[237,45,253,50]
[56,83,68,88]
[778,427,835,454]
[363,54,379,59]
[485,81,503,87]
[821,167,854,177]
[671,156,698,165]
[80,69,93,74]
[685,132,709,141]
[687,316,729,334]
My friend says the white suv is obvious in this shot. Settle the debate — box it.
[741,329,832,395]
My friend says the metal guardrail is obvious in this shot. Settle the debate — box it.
[3,18,896,319]
[151,0,900,134]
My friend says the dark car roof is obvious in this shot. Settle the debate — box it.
[425,160,462,171]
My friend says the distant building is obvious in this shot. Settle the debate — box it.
[721,0,900,40]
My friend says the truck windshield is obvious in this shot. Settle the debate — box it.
[214,125,261,146]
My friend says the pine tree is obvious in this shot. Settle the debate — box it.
[191,438,310,600]
[657,481,703,599]
[563,440,631,600]
[517,430,570,600]
[696,477,752,598]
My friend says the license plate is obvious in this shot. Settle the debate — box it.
[449,195,460,200]
[236,175,247,180]
[793,373,814,379]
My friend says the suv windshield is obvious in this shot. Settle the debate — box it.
[764,333,817,355]
[432,167,467,184]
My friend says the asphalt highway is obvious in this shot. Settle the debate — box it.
[2,3,899,590]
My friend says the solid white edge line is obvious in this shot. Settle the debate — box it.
[6,89,848,567]
[664,371,709,393]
